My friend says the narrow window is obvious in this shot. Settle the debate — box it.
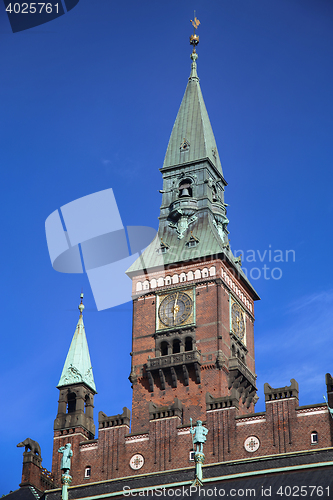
[173,339,181,354]
[311,432,318,444]
[67,392,76,413]
[161,341,168,356]
[185,337,193,352]
[189,451,195,461]
[84,466,91,478]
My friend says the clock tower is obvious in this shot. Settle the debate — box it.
[126,34,260,435]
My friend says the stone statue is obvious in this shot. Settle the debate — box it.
[190,419,208,453]
[17,438,41,457]
[58,443,73,472]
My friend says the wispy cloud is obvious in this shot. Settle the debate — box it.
[101,158,112,165]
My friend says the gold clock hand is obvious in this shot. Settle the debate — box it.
[173,293,179,323]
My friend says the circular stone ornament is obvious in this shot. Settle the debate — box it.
[129,454,145,470]
[244,436,260,453]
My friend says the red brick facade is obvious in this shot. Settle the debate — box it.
[44,257,333,487]
[47,397,332,487]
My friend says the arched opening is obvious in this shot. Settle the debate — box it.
[67,392,76,413]
[185,337,193,352]
[173,339,181,354]
[161,341,168,356]
[179,179,193,198]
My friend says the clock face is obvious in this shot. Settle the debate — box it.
[231,302,245,341]
[158,291,193,327]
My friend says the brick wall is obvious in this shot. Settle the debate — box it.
[63,395,332,486]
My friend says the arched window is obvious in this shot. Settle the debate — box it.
[311,432,318,444]
[84,466,91,478]
[67,392,76,413]
[161,341,168,356]
[150,279,157,289]
[185,337,193,352]
[173,339,181,354]
[202,268,209,278]
[209,266,216,276]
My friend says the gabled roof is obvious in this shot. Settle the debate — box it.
[163,52,223,175]
[57,297,96,393]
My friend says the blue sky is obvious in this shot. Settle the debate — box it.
[1,0,333,494]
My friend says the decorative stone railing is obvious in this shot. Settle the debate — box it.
[146,350,201,391]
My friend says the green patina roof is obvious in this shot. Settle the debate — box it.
[58,298,96,393]
[126,212,258,299]
[163,52,223,175]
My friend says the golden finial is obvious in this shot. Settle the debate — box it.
[190,16,200,31]
[190,12,200,52]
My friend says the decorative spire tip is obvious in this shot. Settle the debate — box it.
[79,292,84,315]
[190,13,200,53]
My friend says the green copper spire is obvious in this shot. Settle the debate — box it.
[163,36,223,175]
[57,294,96,393]
[127,25,259,300]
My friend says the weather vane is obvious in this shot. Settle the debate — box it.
[190,12,200,52]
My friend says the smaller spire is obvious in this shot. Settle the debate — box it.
[57,293,96,393]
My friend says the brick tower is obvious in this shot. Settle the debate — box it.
[126,33,260,436]
[52,293,96,485]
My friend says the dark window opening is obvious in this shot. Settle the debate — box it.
[173,339,181,354]
[67,392,76,413]
[185,337,193,351]
[311,432,318,444]
[161,341,168,356]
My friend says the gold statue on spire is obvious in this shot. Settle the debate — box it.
[190,17,200,31]
[190,12,200,51]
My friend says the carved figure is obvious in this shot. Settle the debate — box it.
[190,419,208,453]
[58,443,73,472]
[17,438,41,457]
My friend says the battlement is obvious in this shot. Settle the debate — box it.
[264,378,299,401]
[98,407,131,428]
